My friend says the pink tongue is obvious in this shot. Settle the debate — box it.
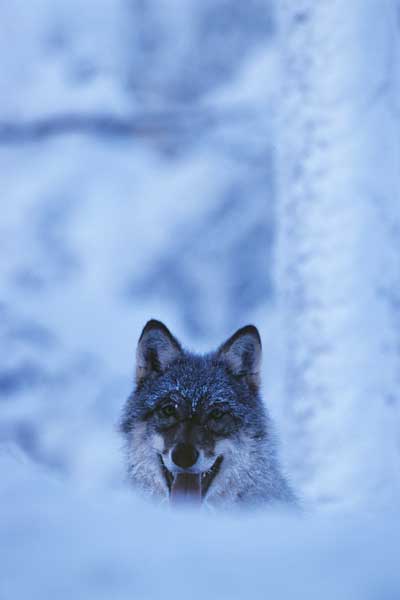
[170,473,202,506]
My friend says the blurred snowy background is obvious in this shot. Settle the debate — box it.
[1,0,277,490]
[1,1,400,598]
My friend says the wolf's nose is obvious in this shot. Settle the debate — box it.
[171,443,199,468]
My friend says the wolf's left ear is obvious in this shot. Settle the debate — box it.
[136,320,183,384]
[218,325,262,388]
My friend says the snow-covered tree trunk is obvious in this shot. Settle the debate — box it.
[276,0,400,509]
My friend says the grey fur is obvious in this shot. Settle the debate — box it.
[120,320,297,509]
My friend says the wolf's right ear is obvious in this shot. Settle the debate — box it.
[136,320,182,384]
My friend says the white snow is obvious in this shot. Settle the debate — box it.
[275,0,400,509]
[1,452,400,600]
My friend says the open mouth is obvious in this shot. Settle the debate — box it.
[159,455,223,502]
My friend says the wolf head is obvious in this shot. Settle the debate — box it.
[120,320,295,508]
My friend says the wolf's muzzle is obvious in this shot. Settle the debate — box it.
[171,443,199,468]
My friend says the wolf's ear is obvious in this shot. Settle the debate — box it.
[218,325,262,388]
[136,320,182,384]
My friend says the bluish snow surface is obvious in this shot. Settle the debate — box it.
[1,453,400,600]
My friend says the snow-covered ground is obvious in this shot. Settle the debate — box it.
[2,452,400,600]
[1,2,399,598]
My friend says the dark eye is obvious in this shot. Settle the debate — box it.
[160,403,177,418]
[209,407,225,420]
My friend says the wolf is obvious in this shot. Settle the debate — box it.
[120,319,297,509]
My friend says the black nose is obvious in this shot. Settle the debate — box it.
[171,443,199,468]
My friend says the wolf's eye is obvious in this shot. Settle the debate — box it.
[209,408,224,420]
[160,403,177,418]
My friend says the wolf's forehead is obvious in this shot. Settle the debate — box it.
[143,360,234,411]
[167,366,232,410]
[173,381,213,411]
